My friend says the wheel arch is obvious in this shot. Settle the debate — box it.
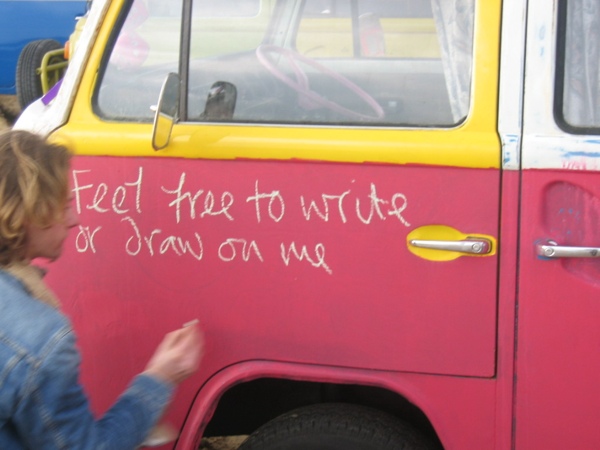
[177,361,444,449]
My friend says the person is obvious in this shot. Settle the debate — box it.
[0,129,203,449]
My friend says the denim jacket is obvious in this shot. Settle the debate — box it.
[0,270,174,449]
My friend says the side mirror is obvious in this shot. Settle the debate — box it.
[152,73,180,151]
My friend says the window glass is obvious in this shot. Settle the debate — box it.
[193,0,260,17]
[96,0,182,120]
[188,0,474,127]
[560,0,600,131]
[296,0,436,59]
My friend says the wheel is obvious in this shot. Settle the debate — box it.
[256,45,384,121]
[237,403,440,450]
[16,39,64,109]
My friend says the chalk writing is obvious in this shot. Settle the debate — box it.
[218,238,264,262]
[356,183,387,224]
[388,193,410,226]
[299,185,410,226]
[72,167,413,275]
[75,225,102,253]
[72,168,142,215]
[300,191,350,222]
[161,172,234,223]
[280,242,331,274]
[122,216,203,260]
[246,181,285,223]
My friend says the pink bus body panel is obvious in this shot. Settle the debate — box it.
[45,155,501,441]
[516,169,600,448]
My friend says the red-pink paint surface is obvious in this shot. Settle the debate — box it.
[44,156,501,445]
[516,169,600,449]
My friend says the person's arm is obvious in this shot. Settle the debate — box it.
[13,324,201,450]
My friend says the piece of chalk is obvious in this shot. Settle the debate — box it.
[183,319,199,328]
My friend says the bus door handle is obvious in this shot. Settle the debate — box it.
[409,238,492,255]
[537,241,600,258]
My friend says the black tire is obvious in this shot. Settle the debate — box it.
[237,403,440,450]
[16,39,64,109]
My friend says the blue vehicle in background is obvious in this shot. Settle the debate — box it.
[0,0,88,106]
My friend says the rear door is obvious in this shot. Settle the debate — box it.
[51,0,503,421]
[516,0,600,447]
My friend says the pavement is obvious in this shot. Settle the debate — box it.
[199,436,247,449]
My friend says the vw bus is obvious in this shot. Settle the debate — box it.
[15,0,600,448]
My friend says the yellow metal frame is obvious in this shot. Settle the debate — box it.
[38,48,68,93]
[54,0,502,170]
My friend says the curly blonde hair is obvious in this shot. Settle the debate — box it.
[0,130,72,265]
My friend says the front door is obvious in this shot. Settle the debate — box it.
[50,0,503,423]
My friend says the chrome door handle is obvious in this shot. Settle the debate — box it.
[409,238,492,255]
[537,241,600,258]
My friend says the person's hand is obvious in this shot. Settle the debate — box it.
[143,322,203,386]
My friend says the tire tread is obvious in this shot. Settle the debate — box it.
[238,403,440,450]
